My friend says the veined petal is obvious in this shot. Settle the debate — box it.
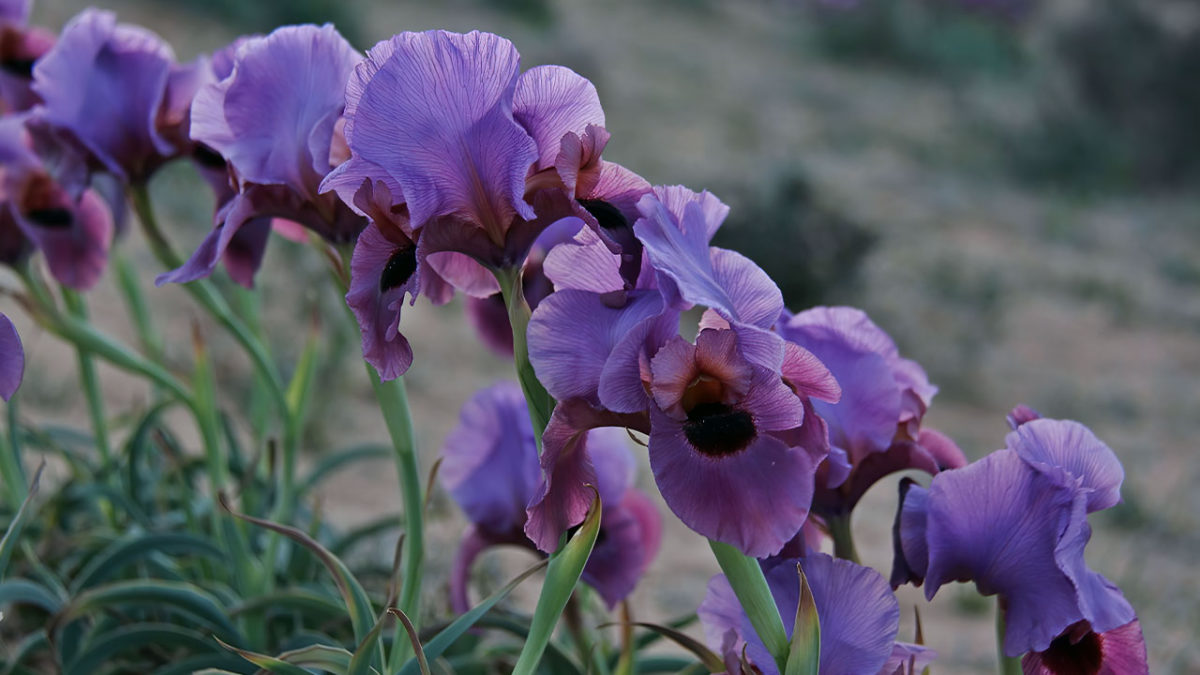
[1006,418,1124,513]
[513,64,604,171]
[347,30,537,235]
[191,24,361,194]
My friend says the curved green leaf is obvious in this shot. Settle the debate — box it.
[219,496,376,643]
[1,628,48,675]
[349,611,394,675]
[330,515,402,558]
[785,563,819,675]
[512,489,602,675]
[151,653,254,675]
[214,637,313,675]
[64,623,220,675]
[273,644,354,671]
[604,622,723,673]
[70,532,224,592]
[298,444,390,498]
[61,580,242,644]
[397,559,549,675]
[471,613,581,674]
[0,578,63,613]
[227,588,346,620]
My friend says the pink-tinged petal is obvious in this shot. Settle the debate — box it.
[782,342,841,403]
[890,478,929,588]
[1007,403,1042,429]
[816,429,961,518]
[348,30,537,237]
[584,160,651,213]
[345,222,417,381]
[880,642,938,675]
[32,9,175,180]
[512,64,604,171]
[0,312,23,401]
[581,488,661,609]
[528,288,667,405]
[554,125,607,195]
[1006,418,1123,513]
[440,381,540,535]
[14,184,113,290]
[649,405,814,557]
[425,251,498,298]
[191,24,360,194]
[524,398,649,552]
[647,335,698,418]
[1022,620,1147,675]
[918,428,967,470]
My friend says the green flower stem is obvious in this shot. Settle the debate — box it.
[995,602,1022,675]
[494,266,553,440]
[369,368,424,673]
[112,251,164,365]
[60,289,112,471]
[826,513,860,564]
[128,184,291,433]
[0,398,25,509]
[709,539,790,673]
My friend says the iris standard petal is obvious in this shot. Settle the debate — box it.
[347,30,537,239]
[1006,418,1124,513]
[512,64,604,171]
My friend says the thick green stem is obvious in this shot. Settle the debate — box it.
[494,266,554,439]
[995,602,1022,675]
[826,513,860,564]
[709,540,790,673]
[61,289,112,470]
[369,369,424,673]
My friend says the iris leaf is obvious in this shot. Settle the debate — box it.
[708,539,790,673]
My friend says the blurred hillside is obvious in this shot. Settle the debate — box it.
[15,0,1200,671]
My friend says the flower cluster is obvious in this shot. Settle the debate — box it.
[0,3,1149,672]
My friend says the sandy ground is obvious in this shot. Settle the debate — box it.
[9,0,1200,672]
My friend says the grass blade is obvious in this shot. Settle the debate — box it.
[785,563,819,675]
[708,539,789,673]
[0,463,43,579]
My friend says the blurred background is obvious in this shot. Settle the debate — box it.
[16,0,1200,671]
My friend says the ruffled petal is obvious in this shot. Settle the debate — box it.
[190,24,360,194]
[32,9,175,180]
[512,64,604,171]
[596,300,680,414]
[1006,418,1124,513]
[347,30,537,237]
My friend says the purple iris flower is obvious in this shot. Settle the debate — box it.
[159,24,365,288]
[699,552,935,675]
[0,0,54,113]
[323,29,648,278]
[646,328,836,557]
[30,9,206,187]
[0,312,23,400]
[778,306,966,518]
[0,114,113,289]
[1021,619,1148,675]
[891,416,1144,666]
[440,382,661,610]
